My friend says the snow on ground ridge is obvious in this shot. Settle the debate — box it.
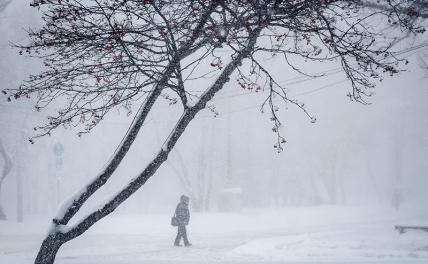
[1,206,428,263]
[233,228,428,262]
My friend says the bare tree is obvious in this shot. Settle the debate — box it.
[2,1,425,263]
[0,138,12,220]
[420,52,428,75]
[169,120,215,212]
[168,145,214,212]
[361,0,428,20]
[0,0,12,13]
[0,0,14,222]
[363,0,428,73]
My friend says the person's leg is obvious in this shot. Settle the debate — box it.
[174,226,182,246]
[182,226,191,246]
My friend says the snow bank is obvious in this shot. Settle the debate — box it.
[2,205,428,263]
[234,226,428,262]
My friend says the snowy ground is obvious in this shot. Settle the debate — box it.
[1,206,428,263]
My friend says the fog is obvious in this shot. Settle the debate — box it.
[1,2,428,263]
[1,1,428,222]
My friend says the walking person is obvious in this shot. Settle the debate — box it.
[172,195,192,247]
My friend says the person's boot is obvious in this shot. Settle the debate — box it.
[184,243,192,247]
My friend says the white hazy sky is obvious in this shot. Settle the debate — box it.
[0,1,427,218]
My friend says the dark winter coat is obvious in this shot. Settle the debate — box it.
[174,201,190,226]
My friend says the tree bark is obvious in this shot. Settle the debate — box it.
[34,6,217,263]
[34,25,263,264]
[35,234,64,264]
[49,3,214,228]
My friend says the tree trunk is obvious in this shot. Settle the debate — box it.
[0,0,12,13]
[16,165,23,222]
[0,138,12,220]
[32,19,263,264]
[35,234,64,264]
[0,204,6,220]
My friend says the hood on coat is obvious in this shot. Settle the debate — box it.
[180,195,190,205]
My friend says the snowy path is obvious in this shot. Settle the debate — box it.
[1,206,428,263]
[2,232,427,264]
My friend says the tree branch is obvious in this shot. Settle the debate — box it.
[51,1,216,227]
[62,25,263,240]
